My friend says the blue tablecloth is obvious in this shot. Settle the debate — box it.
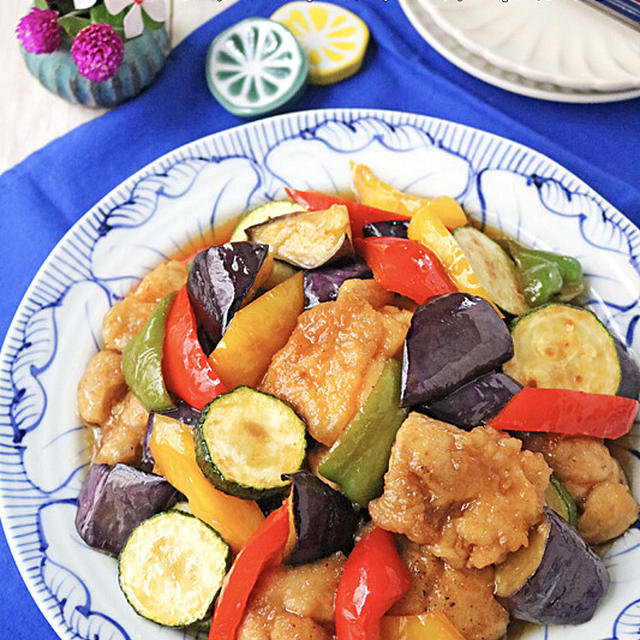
[1,0,639,636]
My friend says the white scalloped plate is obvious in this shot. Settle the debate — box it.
[418,0,640,92]
[400,0,640,102]
[1,109,639,640]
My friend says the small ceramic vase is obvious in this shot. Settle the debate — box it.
[21,26,169,108]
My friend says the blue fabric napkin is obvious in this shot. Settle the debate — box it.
[1,0,639,637]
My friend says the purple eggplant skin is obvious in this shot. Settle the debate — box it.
[421,371,522,429]
[401,293,513,407]
[187,242,269,352]
[615,339,640,400]
[141,402,201,471]
[503,508,609,625]
[75,463,176,556]
[362,220,409,239]
[283,471,359,566]
[303,259,373,308]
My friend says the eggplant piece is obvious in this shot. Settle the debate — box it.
[401,292,513,406]
[246,205,354,270]
[303,259,373,308]
[75,463,176,556]
[495,508,609,625]
[362,220,409,239]
[141,402,201,471]
[187,242,271,353]
[420,371,522,429]
[283,470,359,566]
[615,339,640,399]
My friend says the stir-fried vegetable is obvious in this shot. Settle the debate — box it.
[335,527,411,640]
[489,387,639,439]
[380,612,466,640]
[121,293,175,411]
[356,236,456,305]
[498,238,583,306]
[286,187,410,239]
[351,162,467,229]
[208,272,304,389]
[163,285,227,411]
[148,414,264,552]
[319,359,408,506]
[210,504,291,640]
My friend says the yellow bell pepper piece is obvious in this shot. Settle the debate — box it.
[149,414,264,553]
[380,612,466,639]
[209,272,304,389]
[407,206,500,313]
[351,163,467,229]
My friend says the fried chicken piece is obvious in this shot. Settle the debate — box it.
[261,279,411,446]
[369,413,550,569]
[521,433,638,543]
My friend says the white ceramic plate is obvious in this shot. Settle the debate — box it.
[418,0,640,92]
[1,109,639,640]
[399,0,640,103]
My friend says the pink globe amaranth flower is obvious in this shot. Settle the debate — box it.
[16,7,62,54]
[71,24,124,83]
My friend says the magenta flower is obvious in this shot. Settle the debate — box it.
[16,7,62,54]
[71,24,124,82]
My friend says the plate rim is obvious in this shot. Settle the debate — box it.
[1,106,639,640]
[398,0,640,103]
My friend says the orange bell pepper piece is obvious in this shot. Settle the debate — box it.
[209,272,304,389]
[149,414,264,553]
[380,612,466,639]
[351,163,467,230]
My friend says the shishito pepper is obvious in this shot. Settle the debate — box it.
[380,612,466,639]
[162,285,227,410]
[121,293,175,412]
[497,238,583,306]
[149,414,264,553]
[209,504,290,640]
[209,272,304,389]
[335,527,410,640]
[319,359,408,507]
[489,387,639,439]
[356,237,456,305]
[351,162,467,229]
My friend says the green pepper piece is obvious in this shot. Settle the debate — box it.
[497,239,583,307]
[318,359,407,507]
[122,292,176,412]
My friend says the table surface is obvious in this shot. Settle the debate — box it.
[1,0,240,175]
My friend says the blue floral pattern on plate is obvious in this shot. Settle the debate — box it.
[0,108,638,640]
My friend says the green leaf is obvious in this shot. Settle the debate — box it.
[33,0,48,9]
[142,9,165,31]
[90,4,125,28]
[58,14,91,39]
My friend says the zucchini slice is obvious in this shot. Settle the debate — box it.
[544,475,577,527]
[118,511,230,627]
[195,387,307,499]
[504,303,621,394]
[230,201,304,242]
[453,226,528,316]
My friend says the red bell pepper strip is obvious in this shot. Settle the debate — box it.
[356,237,456,305]
[489,387,639,439]
[286,188,410,239]
[162,285,227,410]
[335,527,411,640]
[209,503,291,640]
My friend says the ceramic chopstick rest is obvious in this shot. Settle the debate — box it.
[205,17,309,117]
[271,1,369,85]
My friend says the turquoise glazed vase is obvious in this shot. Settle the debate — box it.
[22,26,169,108]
